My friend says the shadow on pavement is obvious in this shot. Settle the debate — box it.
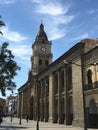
[0,125,28,130]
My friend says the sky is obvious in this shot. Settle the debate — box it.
[0,0,98,98]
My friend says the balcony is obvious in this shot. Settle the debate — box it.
[84,81,98,91]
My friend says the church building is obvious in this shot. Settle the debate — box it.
[18,23,98,128]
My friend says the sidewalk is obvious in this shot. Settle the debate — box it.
[0,117,95,130]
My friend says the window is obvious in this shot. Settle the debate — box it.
[45,60,48,65]
[87,69,92,88]
[39,59,42,65]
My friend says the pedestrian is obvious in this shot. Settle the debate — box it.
[26,115,29,123]
[0,116,2,125]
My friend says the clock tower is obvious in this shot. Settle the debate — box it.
[31,23,52,74]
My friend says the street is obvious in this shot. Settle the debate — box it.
[0,117,95,130]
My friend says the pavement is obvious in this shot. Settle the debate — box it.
[0,117,96,130]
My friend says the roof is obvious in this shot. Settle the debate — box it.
[34,23,48,44]
[38,38,98,78]
[80,38,98,43]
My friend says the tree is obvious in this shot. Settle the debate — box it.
[0,16,5,35]
[0,42,20,96]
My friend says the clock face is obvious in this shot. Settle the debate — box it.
[41,47,47,52]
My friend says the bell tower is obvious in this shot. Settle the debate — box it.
[31,23,52,74]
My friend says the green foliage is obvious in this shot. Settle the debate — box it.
[0,42,20,96]
[0,16,5,35]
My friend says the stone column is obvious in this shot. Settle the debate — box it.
[58,69,62,123]
[72,61,84,127]
[44,80,48,122]
[64,66,70,125]
[17,94,20,118]
[63,67,67,124]
[19,91,23,124]
[21,92,23,118]
[49,73,54,122]
[40,81,43,121]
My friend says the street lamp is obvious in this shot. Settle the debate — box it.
[10,105,13,122]
[10,93,14,122]
[63,59,87,130]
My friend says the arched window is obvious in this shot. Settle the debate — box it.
[87,69,92,88]
[45,60,48,65]
[39,59,42,65]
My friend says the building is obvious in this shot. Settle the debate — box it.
[6,95,18,116]
[18,23,98,128]
[0,98,6,116]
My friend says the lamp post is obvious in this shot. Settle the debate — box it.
[10,93,13,122]
[10,106,13,122]
[63,60,87,130]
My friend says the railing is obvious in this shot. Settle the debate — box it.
[84,82,98,91]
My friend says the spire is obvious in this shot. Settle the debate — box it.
[35,23,48,43]
[40,23,44,31]
[40,20,44,30]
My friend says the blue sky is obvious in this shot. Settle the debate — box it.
[0,0,98,98]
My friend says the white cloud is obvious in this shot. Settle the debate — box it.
[0,0,16,4]
[49,31,65,40]
[89,9,98,14]
[9,44,31,60]
[43,14,74,40]
[53,15,74,25]
[36,3,68,16]
[31,0,43,4]
[31,0,74,40]
[0,24,31,68]
[70,33,89,42]
[2,26,27,42]
[44,18,66,40]
[0,26,31,65]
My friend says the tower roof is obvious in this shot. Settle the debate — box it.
[35,23,48,43]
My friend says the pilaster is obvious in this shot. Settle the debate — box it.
[58,69,62,123]
[49,73,54,123]
[72,61,84,127]
[44,80,48,122]
[40,82,44,121]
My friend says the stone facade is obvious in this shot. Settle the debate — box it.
[18,24,98,128]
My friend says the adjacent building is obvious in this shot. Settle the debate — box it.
[0,98,6,116]
[6,95,18,116]
[18,24,98,128]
